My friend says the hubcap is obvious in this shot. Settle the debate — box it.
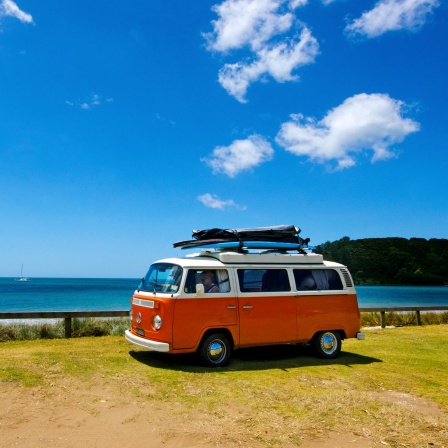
[208,340,225,362]
[321,332,337,354]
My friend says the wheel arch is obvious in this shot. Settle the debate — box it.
[310,328,346,343]
[200,327,235,349]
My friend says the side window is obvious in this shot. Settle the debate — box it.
[237,269,290,292]
[294,269,343,291]
[184,269,230,294]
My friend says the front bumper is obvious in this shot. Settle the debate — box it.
[125,329,170,352]
[356,332,365,340]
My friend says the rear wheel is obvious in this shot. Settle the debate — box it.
[199,333,232,367]
[313,331,341,359]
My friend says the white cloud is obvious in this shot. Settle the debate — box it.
[345,0,440,38]
[290,0,308,7]
[218,27,318,102]
[276,93,420,170]
[0,0,33,23]
[198,193,247,210]
[202,134,274,177]
[66,94,112,110]
[204,0,302,53]
[154,113,176,126]
[205,0,316,101]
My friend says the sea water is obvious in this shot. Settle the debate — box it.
[0,278,138,313]
[356,285,448,308]
[0,278,447,313]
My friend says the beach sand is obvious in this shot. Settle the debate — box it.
[1,375,443,448]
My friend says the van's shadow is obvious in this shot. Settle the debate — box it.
[129,345,381,372]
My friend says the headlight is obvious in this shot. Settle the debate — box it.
[153,315,162,330]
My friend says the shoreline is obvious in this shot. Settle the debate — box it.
[0,316,129,326]
[1,310,446,327]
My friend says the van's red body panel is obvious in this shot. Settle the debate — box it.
[295,293,360,341]
[172,296,238,350]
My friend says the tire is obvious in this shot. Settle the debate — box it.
[313,331,341,359]
[199,333,232,367]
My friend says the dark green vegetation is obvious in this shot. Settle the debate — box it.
[316,237,448,285]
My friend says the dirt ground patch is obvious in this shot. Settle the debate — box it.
[0,377,382,448]
[1,379,204,448]
[3,377,442,448]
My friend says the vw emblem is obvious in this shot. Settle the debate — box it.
[136,312,142,324]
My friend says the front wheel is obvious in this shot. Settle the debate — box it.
[199,333,232,367]
[313,331,341,359]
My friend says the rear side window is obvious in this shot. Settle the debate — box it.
[294,269,343,291]
[237,269,290,292]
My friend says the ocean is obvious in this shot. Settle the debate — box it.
[0,278,138,313]
[0,277,447,313]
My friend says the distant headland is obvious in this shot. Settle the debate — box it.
[316,237,448,286]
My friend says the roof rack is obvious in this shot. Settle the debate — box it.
[193,249,324,265]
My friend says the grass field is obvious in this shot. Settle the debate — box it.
[1,325,447,447]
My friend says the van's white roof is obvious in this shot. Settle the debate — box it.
[154,250,345,268]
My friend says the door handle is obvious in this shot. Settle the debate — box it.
[226,305,236,309]
[242,305,253,309]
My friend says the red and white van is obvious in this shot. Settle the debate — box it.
[125,248,364,367]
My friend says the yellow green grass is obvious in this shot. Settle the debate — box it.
[0,317,130,341]
[1,325,447,447]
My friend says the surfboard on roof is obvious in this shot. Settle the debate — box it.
[173,224,311,252]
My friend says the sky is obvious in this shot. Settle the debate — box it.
[0,0,447,278]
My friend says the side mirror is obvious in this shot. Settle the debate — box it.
[196,283,204,296]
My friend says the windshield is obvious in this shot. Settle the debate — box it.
[138,263,183,293]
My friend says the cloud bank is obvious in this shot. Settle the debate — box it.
[205,0,441,102]
[276,93,420,170]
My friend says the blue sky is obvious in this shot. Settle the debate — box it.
[0,0,447,278]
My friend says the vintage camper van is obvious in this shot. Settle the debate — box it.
[125,226,364,367]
